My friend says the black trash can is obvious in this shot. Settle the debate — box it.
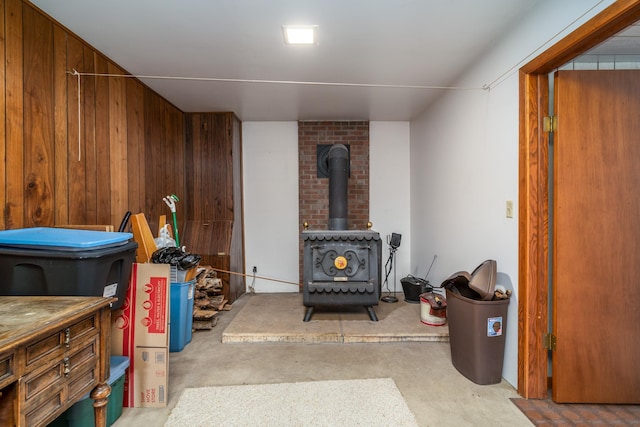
[446,288,509,385]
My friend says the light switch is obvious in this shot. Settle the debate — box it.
[506,200,514,218]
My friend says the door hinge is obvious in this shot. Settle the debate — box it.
[544,333,556,351]
[543,115,557,133]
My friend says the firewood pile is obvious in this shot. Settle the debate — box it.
[192,266,232,330]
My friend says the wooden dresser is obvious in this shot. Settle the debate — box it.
[0,297,113,427]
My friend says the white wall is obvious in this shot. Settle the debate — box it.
[242,122,301,293]
[242,0,615,386]
[242,121,411,294]
[370,122,411,293]
[409,0,615,388]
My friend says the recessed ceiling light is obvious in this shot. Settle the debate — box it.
[282,25,318,45]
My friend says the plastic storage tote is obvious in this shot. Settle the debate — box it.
[49,355,130,427]
[446,289,509,385]
[0,227,136,310]
[170,280,195,352]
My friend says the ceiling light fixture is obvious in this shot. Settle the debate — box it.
[282,25,318,45]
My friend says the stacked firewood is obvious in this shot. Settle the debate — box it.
[192,266,231,329]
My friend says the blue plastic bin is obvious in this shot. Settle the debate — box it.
[170,280,195,352]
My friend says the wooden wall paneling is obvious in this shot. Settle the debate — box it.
[107,62,128,227]
[53,26,68,226]
[164,102,185,228]
[183,114,195,219]
[4,0,24,229]
[22,5,54,227]
[185,113,205,220]
[81,45,97,224]
[194,113,208,221]
[176,107,186,229]
[126,79,145,219]
[171,103,186,237]
[185,112,218,222]
[181,220,232,299]
[186,113,228,221]
[215,113,232,221]
[143,88,166,230]
[94,54,111,225]
[65,35,86,225]
[183,113,244,301]
[230,114,245,301]
[0,0,6,231]
[143,90,186,235]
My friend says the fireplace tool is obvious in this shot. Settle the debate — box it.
[381,233,401,303]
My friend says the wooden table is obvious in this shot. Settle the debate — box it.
[0,296,113,427]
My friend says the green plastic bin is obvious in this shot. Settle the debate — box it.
[49,356,129,427]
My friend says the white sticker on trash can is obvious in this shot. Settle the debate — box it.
[488,317,503,337]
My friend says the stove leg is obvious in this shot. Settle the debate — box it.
[303,306,314,322]
[366,306,378,322]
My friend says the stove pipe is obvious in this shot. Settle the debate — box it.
[328,144,349,230]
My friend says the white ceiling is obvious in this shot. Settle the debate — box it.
[28,0,629,121]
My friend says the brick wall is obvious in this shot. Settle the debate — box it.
[298,121,370,283]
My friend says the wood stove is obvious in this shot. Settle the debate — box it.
[302,144,382,321]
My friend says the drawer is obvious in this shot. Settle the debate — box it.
[25,313,99,368]
[0,353,15,389]
[66,336,99,401]
[67,363,98,403]
[21,384,64,427]
[22,358,65,404]
[21,335,98,405]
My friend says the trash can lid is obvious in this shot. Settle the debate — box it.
[468,260,497,301]
[0,227,133,251]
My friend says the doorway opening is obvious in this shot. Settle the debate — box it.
[517,0,640,399]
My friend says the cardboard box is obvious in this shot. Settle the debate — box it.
[131,347,168,407]
[111,263,170,407]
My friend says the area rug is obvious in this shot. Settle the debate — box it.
[165,378,418,427]
[511,398,640,426]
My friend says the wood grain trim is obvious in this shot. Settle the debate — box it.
[522,0,640,74]
[518,0,640,399]
[518,72,549,399]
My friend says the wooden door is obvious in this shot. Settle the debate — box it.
[552,70,640,403]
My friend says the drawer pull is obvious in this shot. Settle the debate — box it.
[64,328,71,347]
[63,357,70,377]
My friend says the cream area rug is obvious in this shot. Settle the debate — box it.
[165,378,418,427]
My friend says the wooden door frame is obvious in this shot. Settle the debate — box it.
[518,0,640,399]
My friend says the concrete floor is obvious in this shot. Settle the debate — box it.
[113,293,532,427]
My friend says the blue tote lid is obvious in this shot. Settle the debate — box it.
[0,227,133,251]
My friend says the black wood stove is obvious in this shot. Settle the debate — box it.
[302,144,382,321]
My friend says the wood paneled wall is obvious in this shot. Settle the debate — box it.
[184,113,245,302]
[1,0,185,231]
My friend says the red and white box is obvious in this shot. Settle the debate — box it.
[112,263,170,407]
